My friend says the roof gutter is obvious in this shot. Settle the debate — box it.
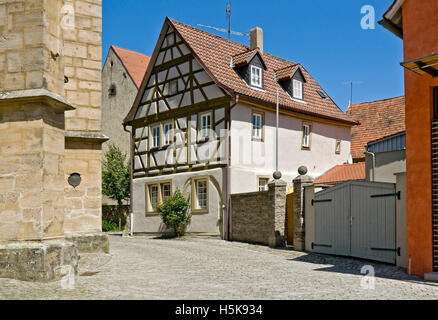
[237,94,358,126]
[378,0,404,39]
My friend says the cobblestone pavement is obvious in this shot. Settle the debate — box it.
[1,235,438,300]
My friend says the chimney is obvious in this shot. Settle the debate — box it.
[250,27,263,54]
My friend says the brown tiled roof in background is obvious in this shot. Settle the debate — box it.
[314,162,365,184]
[346,96,405,160]
[168,18,355,125]
[112,46,151,88]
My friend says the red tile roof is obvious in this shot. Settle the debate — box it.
[125,18,356,126]
[167,18,356,125]
[346,96,405,160]
[233,48,265,67]
[112,46,151,88]
[314,162,365,184]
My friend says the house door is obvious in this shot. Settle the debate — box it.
[286,193,294,245]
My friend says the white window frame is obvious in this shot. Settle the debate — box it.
[149,184,159,211]
[335,140,341,154]
[258,177,270,192]
[302,123,311,149]
[163,121,173,146]
[250,65,262,88]
[196,180,208,210]
[199,112,212,141]
[252,112,263,140]
[293,79,303,100]
[151,125,161,149]
[146,180,172,214]
[191,177,209,213]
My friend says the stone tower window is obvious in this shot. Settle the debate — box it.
[109,84,116,96]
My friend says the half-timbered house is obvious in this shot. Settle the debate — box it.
[123,18,356,237]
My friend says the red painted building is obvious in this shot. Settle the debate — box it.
[380,0,438,278]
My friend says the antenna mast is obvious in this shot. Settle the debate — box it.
[342,81,363,106]
[197,2,248,39]
[226,2,231,40]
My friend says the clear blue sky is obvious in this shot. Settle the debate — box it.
[103,0,404,112]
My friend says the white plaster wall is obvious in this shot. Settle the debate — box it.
[230,103,351,193]
[132,168,225,234]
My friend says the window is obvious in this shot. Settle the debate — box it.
[250,65,262,88]
[149,184,159,211]
[302,123,311,149]
[199,113,211,140]
[196,180,208,210]
[335,140,341,154]
[293,79,303,100]
[151,125,160,148]
[169,80,178,95]
[146,181,172,214]
[252,112,263,140]
[161,183,171,200]
[192,177,209,213]
[163,122,173,146]
[258,178,269,191]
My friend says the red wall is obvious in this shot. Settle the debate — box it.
[403,0,438,276]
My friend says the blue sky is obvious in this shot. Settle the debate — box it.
[103,0,404,112]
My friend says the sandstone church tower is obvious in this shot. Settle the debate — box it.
[0,0,107,281]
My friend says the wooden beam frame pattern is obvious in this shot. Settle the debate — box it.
[132,30,231,178]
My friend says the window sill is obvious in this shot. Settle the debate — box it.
[301,146,311,151]
[191,209,209,215]
[252,137,264,142]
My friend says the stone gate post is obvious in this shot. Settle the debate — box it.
[267,179,287,247]
[293,166,314,251]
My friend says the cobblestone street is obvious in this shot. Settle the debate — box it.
[1,235,438,300]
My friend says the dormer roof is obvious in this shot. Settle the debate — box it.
[232,48,267,69]
[275,64,306,82]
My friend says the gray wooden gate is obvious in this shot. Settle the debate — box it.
[312,181,398,264]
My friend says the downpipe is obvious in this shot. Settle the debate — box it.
[123,124,134,237]
[364,149,376,182]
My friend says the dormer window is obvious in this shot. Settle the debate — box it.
[293,79,303,100]
[251,66,262,88]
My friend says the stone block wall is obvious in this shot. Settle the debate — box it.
[64,140,102,234]
[231,180,287,247]
[63,0,102,132]
[0,102,66,241]
[0,0,65,95]
[62,0,104,234]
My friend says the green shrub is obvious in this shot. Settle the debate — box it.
[102,220,119,232]
[157,189,191,237]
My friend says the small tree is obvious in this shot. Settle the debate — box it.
[102,143,130,206]
[157,189,191,237]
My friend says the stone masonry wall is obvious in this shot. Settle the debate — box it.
[231,180,287,247]
[63,0,102,132]
[64,140,102,234]
[0,102,66,241]
[62,0,103,234]
[0,0,65,95]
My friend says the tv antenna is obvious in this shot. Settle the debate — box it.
[197,2,248,40]
[342,81,363,106]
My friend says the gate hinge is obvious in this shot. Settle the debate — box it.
[370,191,401,200]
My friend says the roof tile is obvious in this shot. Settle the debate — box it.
[112,46,151,88]
[314,162,365,184]
[346,96,405,160]
[167,18,355,125]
